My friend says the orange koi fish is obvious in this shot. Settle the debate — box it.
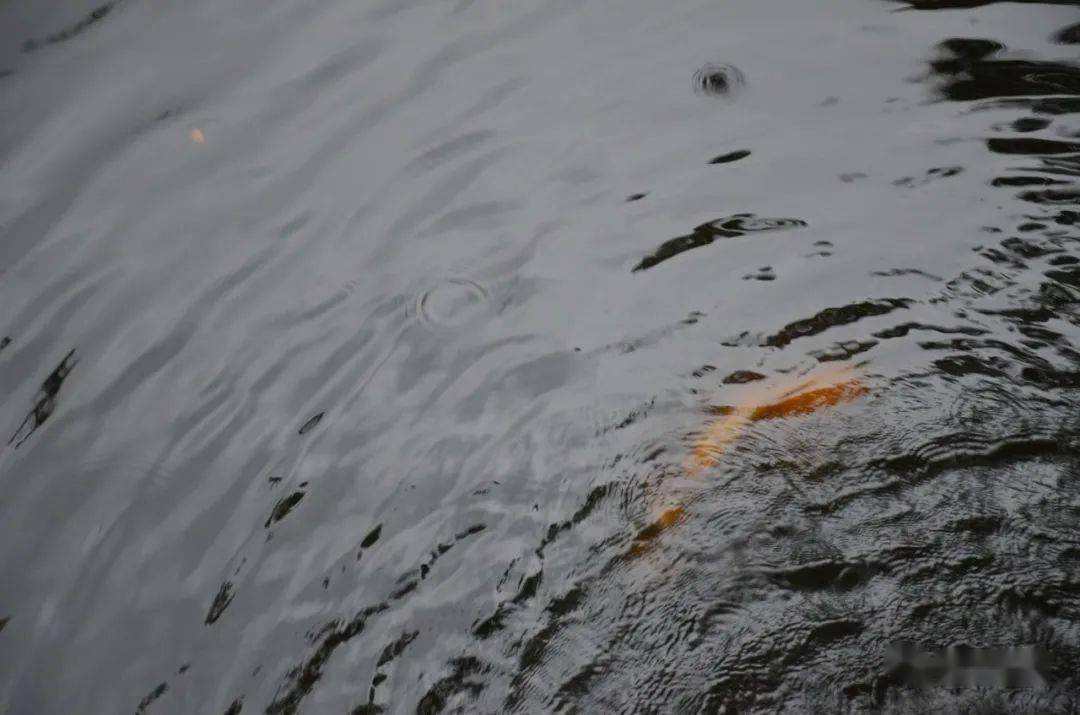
[627,365,868,560]
[684,364,867,475]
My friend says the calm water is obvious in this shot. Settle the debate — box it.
[2,0,1080,712]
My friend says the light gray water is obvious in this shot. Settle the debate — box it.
[1,0,1080,712]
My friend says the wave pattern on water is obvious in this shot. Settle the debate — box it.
[1,1,1080,714]
[633,214,808,272]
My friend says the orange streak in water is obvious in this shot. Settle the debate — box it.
[749,378,868,420]
[631,366,867,560]
[684,365,867,475]
[628,505,685,558]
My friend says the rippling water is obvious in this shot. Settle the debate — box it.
[2,0,1080,712]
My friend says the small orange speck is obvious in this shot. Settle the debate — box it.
[190,128,205,144]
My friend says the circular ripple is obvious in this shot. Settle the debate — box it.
[718,215,807,232]
[692,63,746,98]
[948,381,1027,431]
[416,278,491,328]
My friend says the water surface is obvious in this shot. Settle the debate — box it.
[1,0,1080,712]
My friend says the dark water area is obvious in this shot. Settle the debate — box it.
[1,0,1080,712]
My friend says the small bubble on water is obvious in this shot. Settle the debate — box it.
[692,63,746,98]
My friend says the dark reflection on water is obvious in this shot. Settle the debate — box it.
[1,0,1080,713]
[135,682,169,715]
[634,214,807,272]
[1056,23,1080,44]
[7,349,76,448]
[894,0,1077,8]
[928,37,1080,101]
[21,2,120,54]
[708,149,752,166]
